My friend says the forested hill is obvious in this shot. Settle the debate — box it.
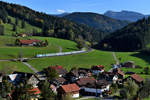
[104,10,146,22]
[0,1,105,43]
[98,18,150,51]
[64,12,129,32]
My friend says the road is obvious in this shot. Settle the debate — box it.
[76,96,99,100]
[112,52,119,65]
[22,62,38,73]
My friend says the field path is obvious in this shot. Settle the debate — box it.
[22,62,38,73]
[112,52,119,65]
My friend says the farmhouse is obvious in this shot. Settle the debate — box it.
[15,39,41,46]
[123,61,135,68]
[65,68,91,82]
[76,77,110,96]
[57,83,80,98]
[126,74,144,86]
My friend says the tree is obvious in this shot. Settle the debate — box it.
[39,80,55,100]
[15,18,19,25]
[138,78,150,99]
[0,76,12,98]
[44,67,58,81]
[12,83,34,100]
[21,20,26,28]
[120,80,139,100]
[45,39,49,46]
[75,36,85,49]
[12,24,17,32]
[7,18,11,24]
[0,25,4,35]
[144,67,150,74]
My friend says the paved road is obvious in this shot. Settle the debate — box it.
[22,62,38,73]
[112,52,119,65]
[76,96,100,100]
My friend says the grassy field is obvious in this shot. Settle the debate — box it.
[0,36,78,59]
[115,52,150,75]
[28,50,115,71]
[0,61,33,73]
[28,50,150,77]
[3,16,41,36]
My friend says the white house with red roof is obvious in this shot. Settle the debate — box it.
[57,83,80,98]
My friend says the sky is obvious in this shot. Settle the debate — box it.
[1,0,150,15]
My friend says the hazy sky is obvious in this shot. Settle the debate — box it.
[2,0,150,15]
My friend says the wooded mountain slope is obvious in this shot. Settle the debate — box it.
[98,18,150,51]
[64,12,129,32]
[0,1,105,42]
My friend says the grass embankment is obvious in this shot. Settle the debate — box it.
[0,61,33,73]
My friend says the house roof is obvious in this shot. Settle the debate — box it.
[76,77,96,86]
[61,83,80,93]
[117,68,124,76]
[9,74,18,81]
[29,87,41,94]
[51,66,67,75]
[130,74,144,83]
[20,39,41,45]
[91,65,104,70]
[55,77,66,83]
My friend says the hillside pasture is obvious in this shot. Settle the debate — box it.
[0,36,78,59]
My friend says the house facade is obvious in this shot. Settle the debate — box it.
[57,83,80,98]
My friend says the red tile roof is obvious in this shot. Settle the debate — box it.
[76,77,96,86]
[20,39,41,45]
[91,65,104,70]
[61,83,80,93]
[51,66,67,75]
[29,87,41,94]
[131,74,144,83]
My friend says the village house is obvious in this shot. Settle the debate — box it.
[52,77,67,88]
[125,74,144,86]
[57,83,80,98]
[91,65,104,75]
[8,72,40,87]
[113,68,124,79]
[65,68,91,82]
[123,61,135,68]
[76,77,110,97]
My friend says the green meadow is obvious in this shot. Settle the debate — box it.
[0,36,78,59]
